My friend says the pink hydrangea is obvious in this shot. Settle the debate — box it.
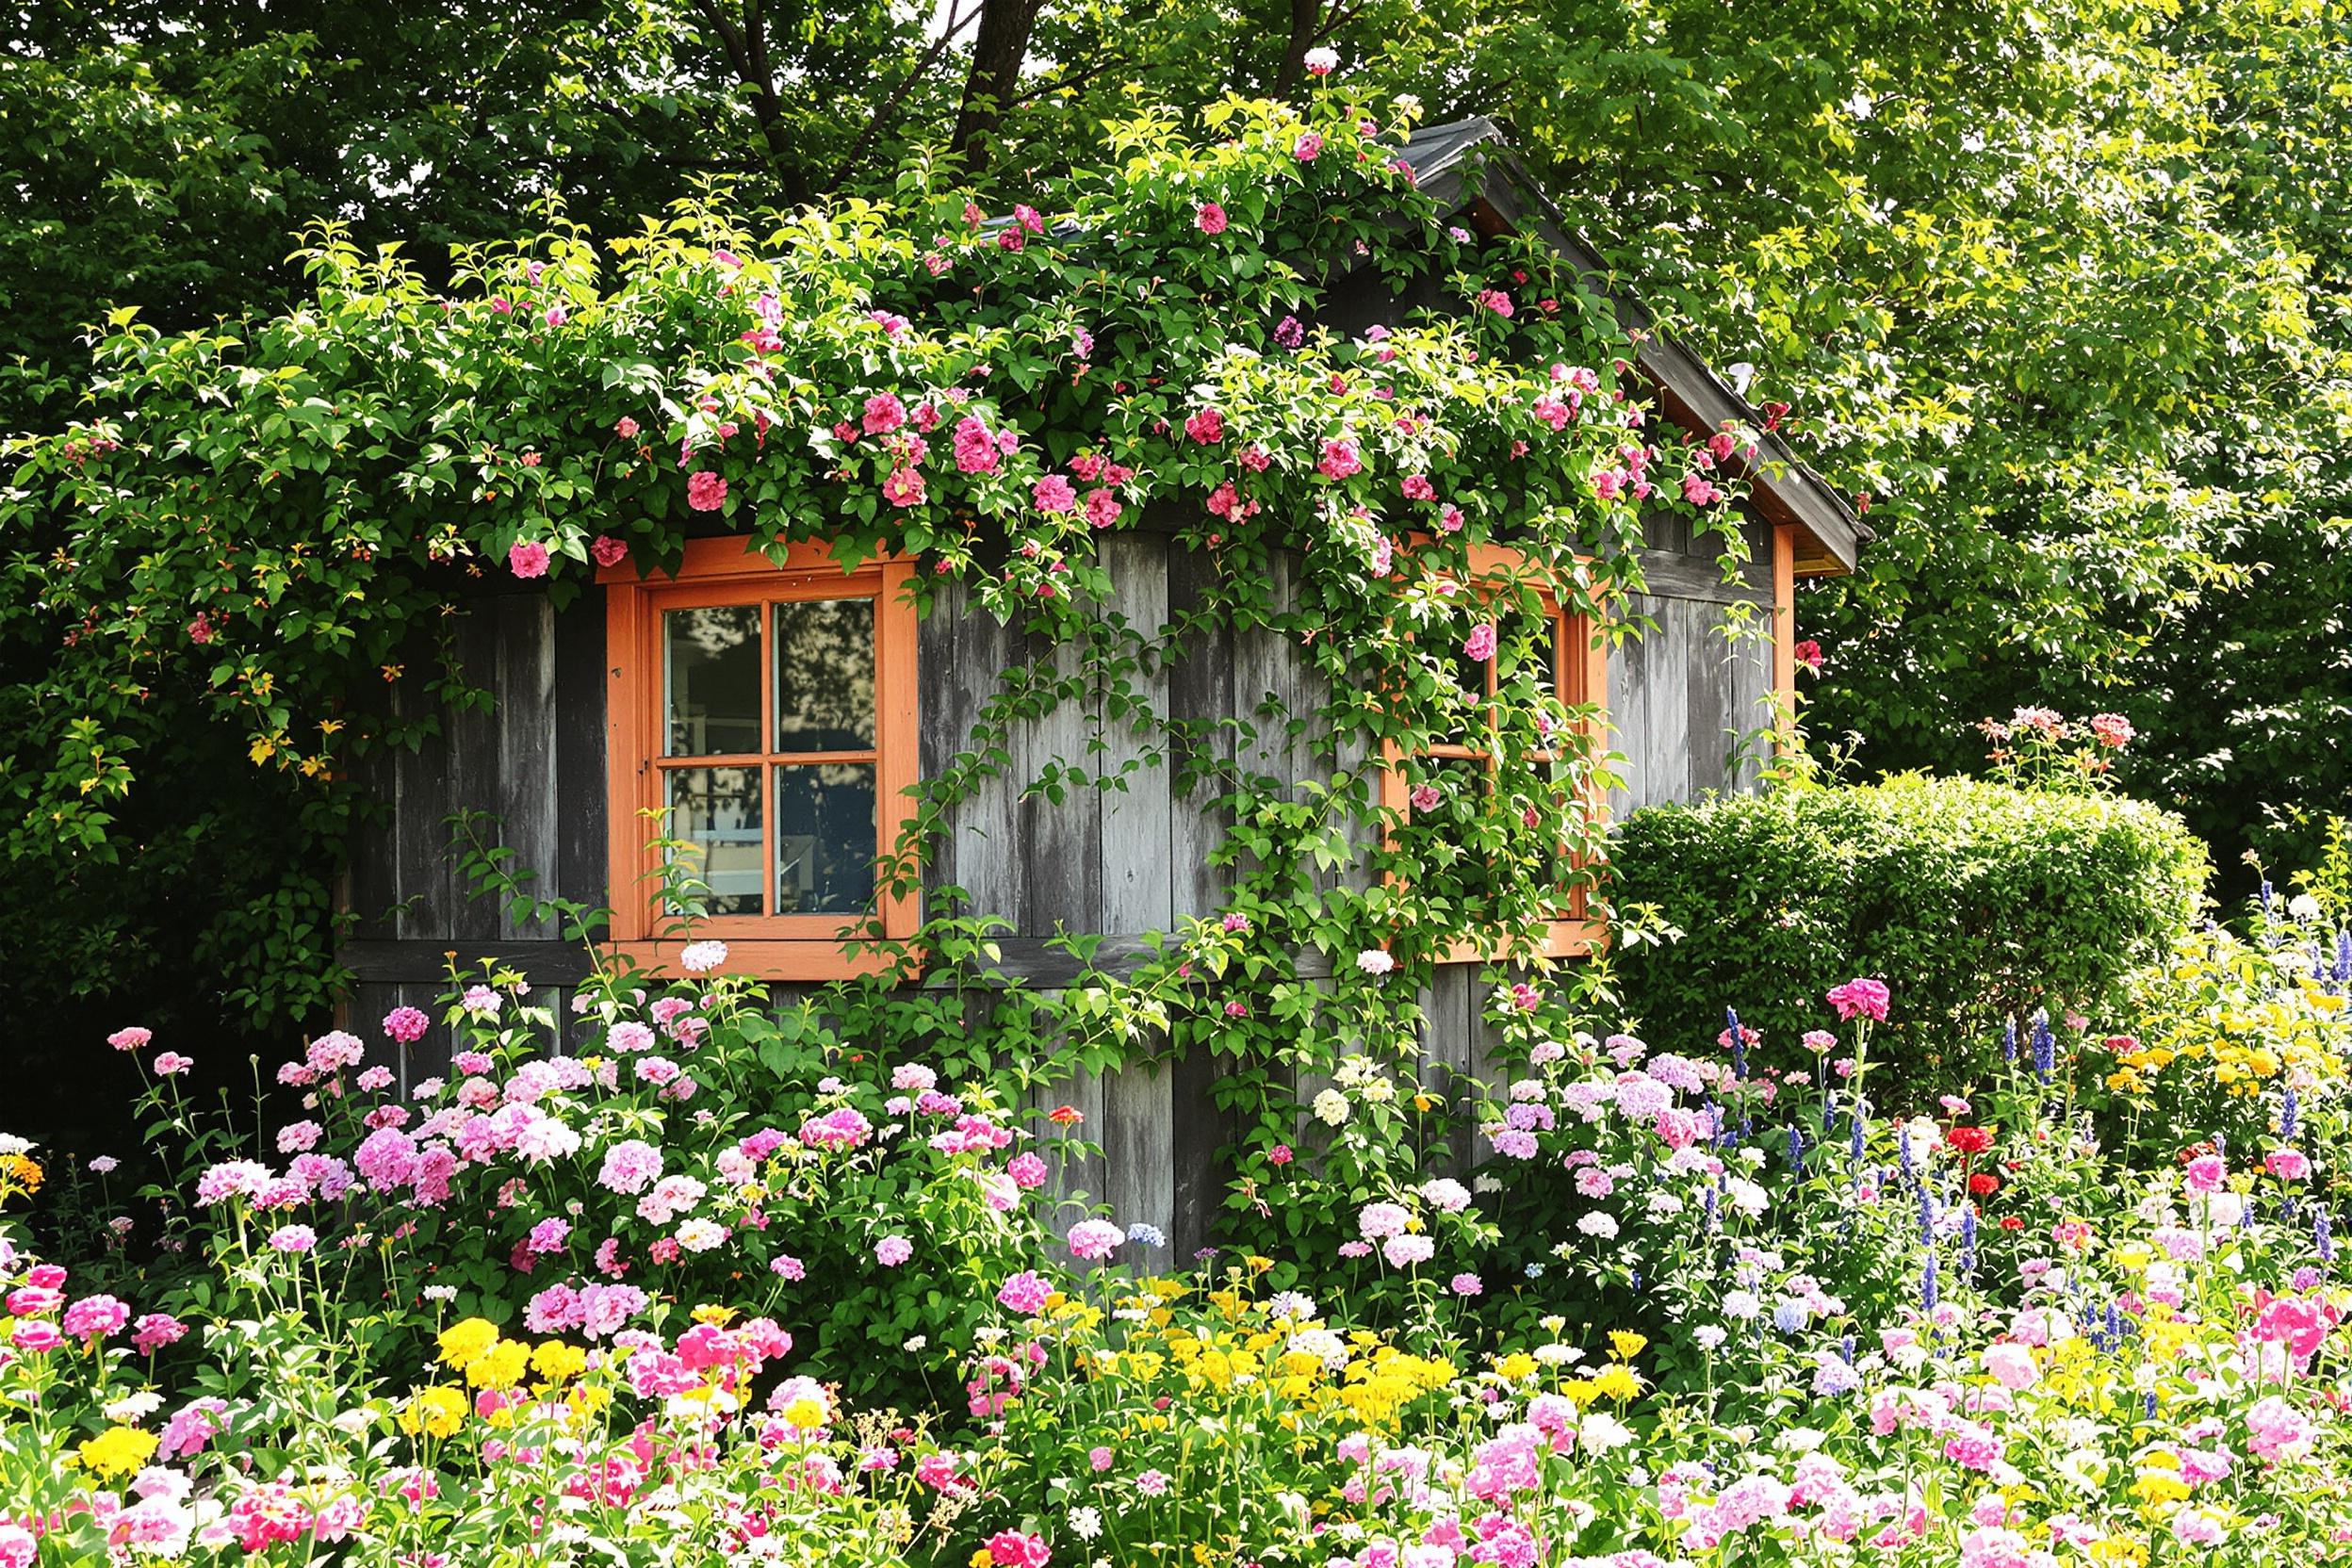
[874,1235,913,1266]
[1067,1219,1126,1261]
[2185,1153,2227,1193]
[997,1270,1054,1315]
[597,1139,663,1195]
[1006,1152,1050,1189]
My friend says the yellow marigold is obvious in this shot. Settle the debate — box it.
[400,1385,467,1440]
[1589,1363,1643,1402]
[0,1153,41,1193]
[531,1340,588,1382]
[436,1317,500,1372]
[466,1339,531,1391]
[690,1304,737,1326]
[77,1426,158,1478]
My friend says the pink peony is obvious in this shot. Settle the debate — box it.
[686,470,727,512]
[1032,475,1078,514]
[591,534,629,568]
[1824,977,1890,1022]
[862,393,906,435]
[1197,202,1229,235]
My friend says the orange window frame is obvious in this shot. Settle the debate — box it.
[601,536,919,979]
[1378,543,1610,963]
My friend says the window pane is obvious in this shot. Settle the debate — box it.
[665,767,765,916]
[665,605,762,756]
[774,762,876,914]
[775,596,875,752]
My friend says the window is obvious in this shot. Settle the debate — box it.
[1378,544,1609,962]
[602,538,919,978]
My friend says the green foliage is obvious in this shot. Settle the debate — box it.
[1605,775,2212,1100]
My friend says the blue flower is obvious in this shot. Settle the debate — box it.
[1125,1222,1168,1249]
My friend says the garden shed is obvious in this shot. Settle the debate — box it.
[334,115,1864,1253]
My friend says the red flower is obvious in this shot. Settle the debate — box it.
[1048,1105,1083,1127]
[1945,1126,1995,1156]
[1968,1172,2001,1197]
[1792,639,1823,673]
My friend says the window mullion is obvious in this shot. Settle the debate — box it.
[760,600,776,918]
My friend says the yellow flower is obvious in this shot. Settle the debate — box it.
[690,1303,737,1326]
[531,1340,588,1383]
[400,1385,467,1440]
[436,1317,500,1372]
[1493,1352,1538,1382]
[780,1395,829,1430]
[1589,1363,1643,1402]
[1609,1331,1648,1360]
[77,1426,159,1478]
[466,1339,531,1391]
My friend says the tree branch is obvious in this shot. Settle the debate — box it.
[828,0,984,190]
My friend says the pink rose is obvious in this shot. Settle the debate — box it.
[590,534,628,569]
[686,471,727,512]
[1294,132,1324,160]
[1197,202,1228,235]
[508,541,550,579]
[1462,623,1496,662]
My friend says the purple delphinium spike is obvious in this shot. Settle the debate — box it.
[1850,1107,1867,1166]
[1898,1122,1914,1177]
[1726,1007,1748,1079]
[1787,1123,1805,1173]
[1919,1185,1936,1244]
[1961,1207,1977,1274]
[1920,1250,1939,1313]
[2282,1087,2299,1142]
[2335,930,2350,985]
[2031,1010,2055,1084]
[2003,1016,2017,1064]
[1821,1090,1838,1135]
[2318,1206,2334,1263]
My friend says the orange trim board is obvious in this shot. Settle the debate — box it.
[602,536,921,981]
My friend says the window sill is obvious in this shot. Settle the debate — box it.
[1431,917,1607,965]
[607,939,920,983]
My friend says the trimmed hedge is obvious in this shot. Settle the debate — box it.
[1606,776,2210,1101]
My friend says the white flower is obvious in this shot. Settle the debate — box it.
[1303,46,1340,74]
[1069,1507,1103,1542]
[1723,1290,1761,1320]
[1577,1412,1635,1452]
[422,1284,458,1302]
[0,1135,30,1156]
[1692,1325,1728,1349]
[1362,1077,1396,1103]
[1356,948,1395,977]
[2289,892,2323,922]
[103,1390,163,1423]
[678,939,728,974]
[675,1219,726,1252]
[1313,1088,1351,1126]
[1533,1343,1580,1365]
[87,1155,119,1174]
[1576,1212,1619,1239]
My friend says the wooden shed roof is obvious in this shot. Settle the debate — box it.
[1399,116,1870,577]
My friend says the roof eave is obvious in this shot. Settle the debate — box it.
[1399,118,1870,577]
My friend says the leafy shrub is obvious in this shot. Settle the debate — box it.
[1607,775,2210,1101]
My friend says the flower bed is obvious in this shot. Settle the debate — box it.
[5,893,2351,1564]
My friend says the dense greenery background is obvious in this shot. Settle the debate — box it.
[3,0,2345,1097]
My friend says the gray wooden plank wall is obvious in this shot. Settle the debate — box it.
[342,514,1781,1263]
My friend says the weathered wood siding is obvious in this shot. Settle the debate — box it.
[341,513,1782,1257]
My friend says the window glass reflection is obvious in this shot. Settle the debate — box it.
[774,763,876,914]
[665,766,763,916]
[664,605,761,756]
[775,597,876,752]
